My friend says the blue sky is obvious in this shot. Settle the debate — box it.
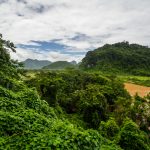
[0,0,150,62]
[18,40,86,55]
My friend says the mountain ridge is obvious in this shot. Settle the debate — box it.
[80,41,150,75]
[42,61,77,70]
[22,59,51,69]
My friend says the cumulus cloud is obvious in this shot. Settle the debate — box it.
[0,0,150,61]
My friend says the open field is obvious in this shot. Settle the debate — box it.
[125,82,150,97]
[118,75,150,87]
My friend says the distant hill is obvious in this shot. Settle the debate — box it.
[80,42,150,75]
[22,59,51,69]
[70,60,77,65]
[42,61,76,70]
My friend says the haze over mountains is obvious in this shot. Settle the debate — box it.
[43,61,77,70]
[22,59,77,70]
[22,59,51,69]
[22,42,150,75]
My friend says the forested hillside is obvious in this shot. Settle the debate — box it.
[0,35,150,149]
[43,61,76,70]
[80,42,150,75]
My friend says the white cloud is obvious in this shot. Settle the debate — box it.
[0,0,150,61]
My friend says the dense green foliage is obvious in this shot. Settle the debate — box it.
[99,118,119,140]
[22,59,51,69]
[1,83,122,149]
[80,41,150,76]
[28,70,130,129]
[43,61,77,70]
[118,118,149,150]
[0,35,150,149]
[0,34,22,78]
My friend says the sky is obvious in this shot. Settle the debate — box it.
[0,0,150,62]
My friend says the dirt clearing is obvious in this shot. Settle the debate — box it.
[124,83,150,97]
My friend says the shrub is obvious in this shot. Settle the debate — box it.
[99,118,119,140]
[118,118,150,150]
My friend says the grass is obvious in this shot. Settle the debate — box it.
[118,75,150,87]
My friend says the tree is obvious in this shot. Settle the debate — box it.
[130,94,150,133]
[118,118,150,150]
[0,33,16,64]
[0,33,24,91]
[0,34,22,78]
[99,118,119,140]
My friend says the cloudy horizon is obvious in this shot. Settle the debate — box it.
[0,0,150,62]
